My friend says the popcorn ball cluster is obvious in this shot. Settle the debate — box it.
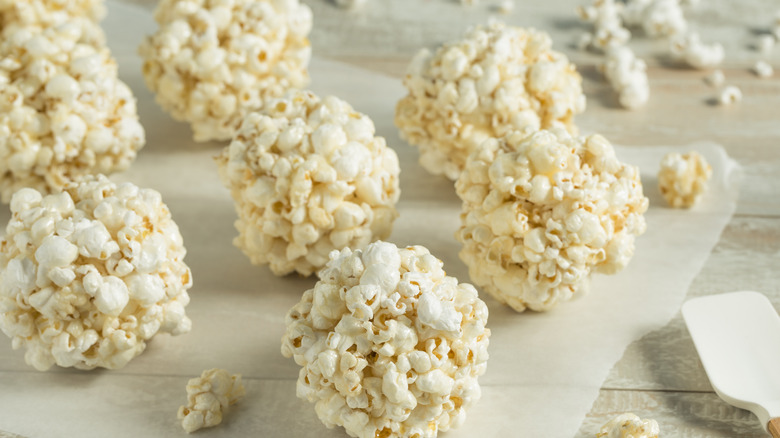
[456,129,649,312]
[139,0,313,142]
[0,21,145,203]
[0,175,192,371]
[602,45,650,109]
[395,21,586,180]
[178,368,246,434]
[0,0,106,29]
[596,413,660,438]
[657,151,712,208]
[216,91,400,277]
[281,241,490,438]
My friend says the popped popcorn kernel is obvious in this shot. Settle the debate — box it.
[753,60,774,78]
[395,22,586,180]
[670,32,724,70]
[602,45,650,109]
[216,90,400,277]
[0,0,105,29]
[281,241,490,438]
[0,21,144,202]
[596,413,660,438]
[658,151,712,208]
[177,368,246,434]
[139,0,312,142]
[455,129,648,312]
[718,85,742,105]
[0,175,192,371]
[703,69,724,88]
[577,0,631,51]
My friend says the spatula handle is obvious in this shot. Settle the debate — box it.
[769,418,780,438]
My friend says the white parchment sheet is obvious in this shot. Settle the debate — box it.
[0,2,740,437]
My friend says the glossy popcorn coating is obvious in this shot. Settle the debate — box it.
[597,413,660,438]
[178,368,246,433]
[657,151,712,208]
[139,0,312,142]
[281,241,490,438]
[0,21,145,202]
[0,0,105,29]
[395,21,586,180]
[216,91,400,277]
[456,129,648,312]
[0,175,192,371]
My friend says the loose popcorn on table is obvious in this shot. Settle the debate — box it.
[624,0,687,38]
[0,0,105,29]
[703,69,724,88]
[281,241,491,438]
[718,85,742,105]
[0,175,193,371]
[0,21,145,203]
[670,32,725,70]
[577,0,631,51]
[455,129,649,312]
[601,45,650,109]
[216,90,400,277]
[757,34,775,54]
[596,413,660,438]
[658,151,712,208]
[753,60,774,78]
[178,368,246,434]
[139,0,312,142]
[395,21,586,181]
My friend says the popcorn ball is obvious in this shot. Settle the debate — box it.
[455,129,648,312]
[0,21,145,203]
[178,368,246,434]
[0,0,105,29]
[0,175,193,371]
[395,22,586,180]
[139,0,313,142]
[281,241,490,438]
[596,413,660,438]
[216,91,400,277]
[657,151,712,208]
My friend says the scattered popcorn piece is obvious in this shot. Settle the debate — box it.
[334,0,366,10]
[0,175,193,371]
[455,128,649,312]
[703,69,725,87]
[596,413,660,438]
[576,32,594,51]
[718,85,742,105]
[216,90,400,277]
[602,45,650,109]
[757,34,775,54]
[281,241,490,438]
[139,0,312,142]
[178,369,246,434]
[670,32,725,69]
[578,0,631,51]
[0,0,105,29]
[753,60,774,78]
[0,21,145,203]
[396,22,586,180]
[497,0,514,15]
[658,151,712,208]
[637,0,687,37]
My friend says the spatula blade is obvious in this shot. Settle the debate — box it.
[682,291,780,431]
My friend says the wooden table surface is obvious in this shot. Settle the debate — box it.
[11,0,780,437]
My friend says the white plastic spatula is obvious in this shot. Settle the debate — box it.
[682,291,780,437]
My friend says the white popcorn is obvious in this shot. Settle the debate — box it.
[177,368,246,434]
[718,85,742,105]
[703,69,724,87]
[0,0,105,29]
[281,241,490,438]
[139,0,312,142]
[0,175,192,371]
[216,90,400,277]
[634,0,687,37]
[601,46,650,109]
[0,21,145,203]
[753,60,774,78]
[657,151,712,208]
[577,0,631,51]
[757,35,775,54]
[395,22,586,180]
[597,413,660,438]
[497,1,514,15]
[670,32,725,69]
[455,129,649,312]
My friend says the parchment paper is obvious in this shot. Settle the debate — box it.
[0,2,740,437]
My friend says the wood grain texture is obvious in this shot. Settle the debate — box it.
[769,418,780,438]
